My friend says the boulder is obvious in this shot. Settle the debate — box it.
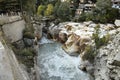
[112,52,120,66]
[62,34,80,55]
[59,32,67,43]
[2,20,25,43]
[33,23,43,40]
[12,40,25,49]
[23,38,34,47]
[83,21,93,26]
[114,20,120,27]
[88,23,97,28]
[79,60,94,74]
[48,24,61,39]
[106,24,115,30]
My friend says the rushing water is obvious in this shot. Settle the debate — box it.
[37,37,91,80]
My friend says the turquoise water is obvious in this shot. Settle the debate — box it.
[37,37,91,80]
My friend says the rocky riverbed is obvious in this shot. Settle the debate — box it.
[46,21,120,80]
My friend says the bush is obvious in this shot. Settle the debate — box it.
[78,13,87,22]
[37,5,46,16]
[93,25,110,49]
[44,4,54,16]
[19,48,34,56]
[56,2,72,21]
[78,5,119,23]
[23,32,34,39]
[82,45,95,62]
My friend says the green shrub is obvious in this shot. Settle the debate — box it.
[37,5,46,16]
[23,32,34,39]
[82,45,95,62]
[19,48,34,56]
[93,25,110,49]
[44,4,54,16]
[78,13,87,22]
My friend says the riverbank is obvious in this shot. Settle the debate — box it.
[44,20,120,79]
[37,37,93,80]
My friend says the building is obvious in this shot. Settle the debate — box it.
[112,0,120,10]
[0,0,20,13]
[75,0,96,16]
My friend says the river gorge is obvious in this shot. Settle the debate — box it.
[37,37,92,80]
[0,15,120,80]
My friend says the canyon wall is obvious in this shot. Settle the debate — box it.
[0,41,30,80]
[0,16,25,43]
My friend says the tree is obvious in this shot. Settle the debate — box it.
[96,0,112,13]
[37,5,46,16]
[56,1,71,21]
[53,0,61,16]
[79,0,119,23]
[18,0,36,14]
[37,0,58,5]
[44,4,54,16]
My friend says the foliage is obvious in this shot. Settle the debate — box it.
[23,32,34,39]
[38,0,58,5]
[79,0,119,23]
[19,48,33,56]
[56,1,72,21]
[53,0,61,17]
[93,25,110,49]
[78,13,87,22]
[82,45,95,62]
[70,0,80,8]
[18,0,36,14]
[37,5,46,16]
[23,27,34,39]
[96,0,112,11]
[44,4,54,16]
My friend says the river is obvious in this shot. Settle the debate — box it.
[37,37,91,80]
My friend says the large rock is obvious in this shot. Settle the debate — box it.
[23,38,34,47]
[94,32,120,80]
[2,20,25,43]
[79,60,94,75]
[62,33,80,55]
[114,19,120,27]
[33,23,43,40]
[0,16,22,25]
[113,52,120,66]
[59,32,67,43]
[0,41,29,80]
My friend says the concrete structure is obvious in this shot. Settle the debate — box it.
[76,3,96,16]
[112,0,120,10]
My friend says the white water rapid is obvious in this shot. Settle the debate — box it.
[37,37,91,80]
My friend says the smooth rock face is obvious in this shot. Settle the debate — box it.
[0,41,29,80]
[0,42,14,80]
[3,20,25,42]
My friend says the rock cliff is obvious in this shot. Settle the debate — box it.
[48,21,120,80]
[0,41,30,80]
[94,32,120,80]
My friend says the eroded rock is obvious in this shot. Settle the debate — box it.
[115,19,120,27]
